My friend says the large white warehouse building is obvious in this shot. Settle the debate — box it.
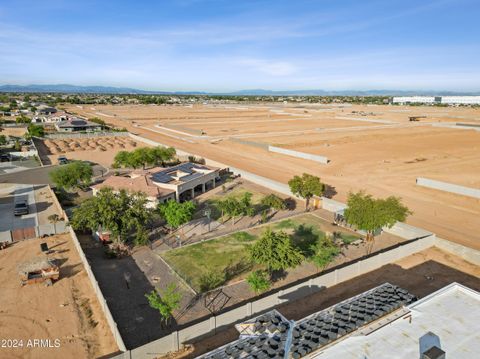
[392,95,480,105]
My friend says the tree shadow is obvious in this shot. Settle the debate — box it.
[278,285,325,302]
[224,258,253,282]
[271,269,288,282]
[323,185,337,199]
[284,197,297,211]
[59,263,83,279]
[292,224,320,256]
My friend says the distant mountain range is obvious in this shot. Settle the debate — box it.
[0,84,479,96]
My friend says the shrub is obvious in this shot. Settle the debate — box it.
[246,270,271,294]
[198,270,225,292]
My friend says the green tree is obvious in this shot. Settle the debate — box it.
[145,283,182,325]
[249,228,304,274]
[153,146,176,166]
[112,146,176,169]
[344,191,411,253]
[112,150,130,168]
[158,200,196,234]
[130,147,154,169]
[309,236,340,272]
[49,161,93,190]
[246,270,271,294]
[27,124,44,137]
[71,187,154,244]
[217,192,254,226]
[0,135,6,145]
[16,115,30,124]
[288,173,325,210]
[260,194,286,214]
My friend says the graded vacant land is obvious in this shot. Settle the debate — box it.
[64,103,480,250]
[0,234,118,359]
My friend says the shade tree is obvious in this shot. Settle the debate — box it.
[260,193,286,214]
[288,173,325,210]
[343,191,411,253]
[71,187,154,244]
[113,146,176,169]
[145,283,182,325]
[158,200,196,235]
[49,161,93,190]
[249,228,304,274]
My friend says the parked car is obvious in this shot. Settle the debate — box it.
[14,200,29,216]
[0,153,10,162]
[57,156,68,165]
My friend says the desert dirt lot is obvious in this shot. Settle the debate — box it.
[64,103,480,250]
[35,136,143,166]
[0,234,118,359]
[186,246,480,358]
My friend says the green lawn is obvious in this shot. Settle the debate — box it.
[161,214,362,292]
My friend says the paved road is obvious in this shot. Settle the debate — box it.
[0,184,38,231]
[0,163,107,186]
[0,159,40,175]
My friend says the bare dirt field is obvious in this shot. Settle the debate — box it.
[0,234,118,359]
[64,103,480,250]
[36,136,143,166]
[185,246,480,358]
[1,126,27,137]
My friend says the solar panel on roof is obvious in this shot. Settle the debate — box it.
[199,284,416,359]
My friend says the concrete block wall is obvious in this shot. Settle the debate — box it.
[68,227,127,352]
[434,237,480,265]
[268,146,329,164]
[230,137,269,150]
[416,177,480,199]
[0,230,12,243]
[321,197,347,213]
[123,234,436,358]
[383,221,433,240]
[229,166,293,197]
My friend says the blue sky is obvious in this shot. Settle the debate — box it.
[0,0,479,91]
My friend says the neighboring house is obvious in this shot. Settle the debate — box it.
[32,112,69,124]
[92,168,176,208]
[55,118,103,132]
[151,162,219,201]
[92,162,220,204]
[37,106,58,115]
